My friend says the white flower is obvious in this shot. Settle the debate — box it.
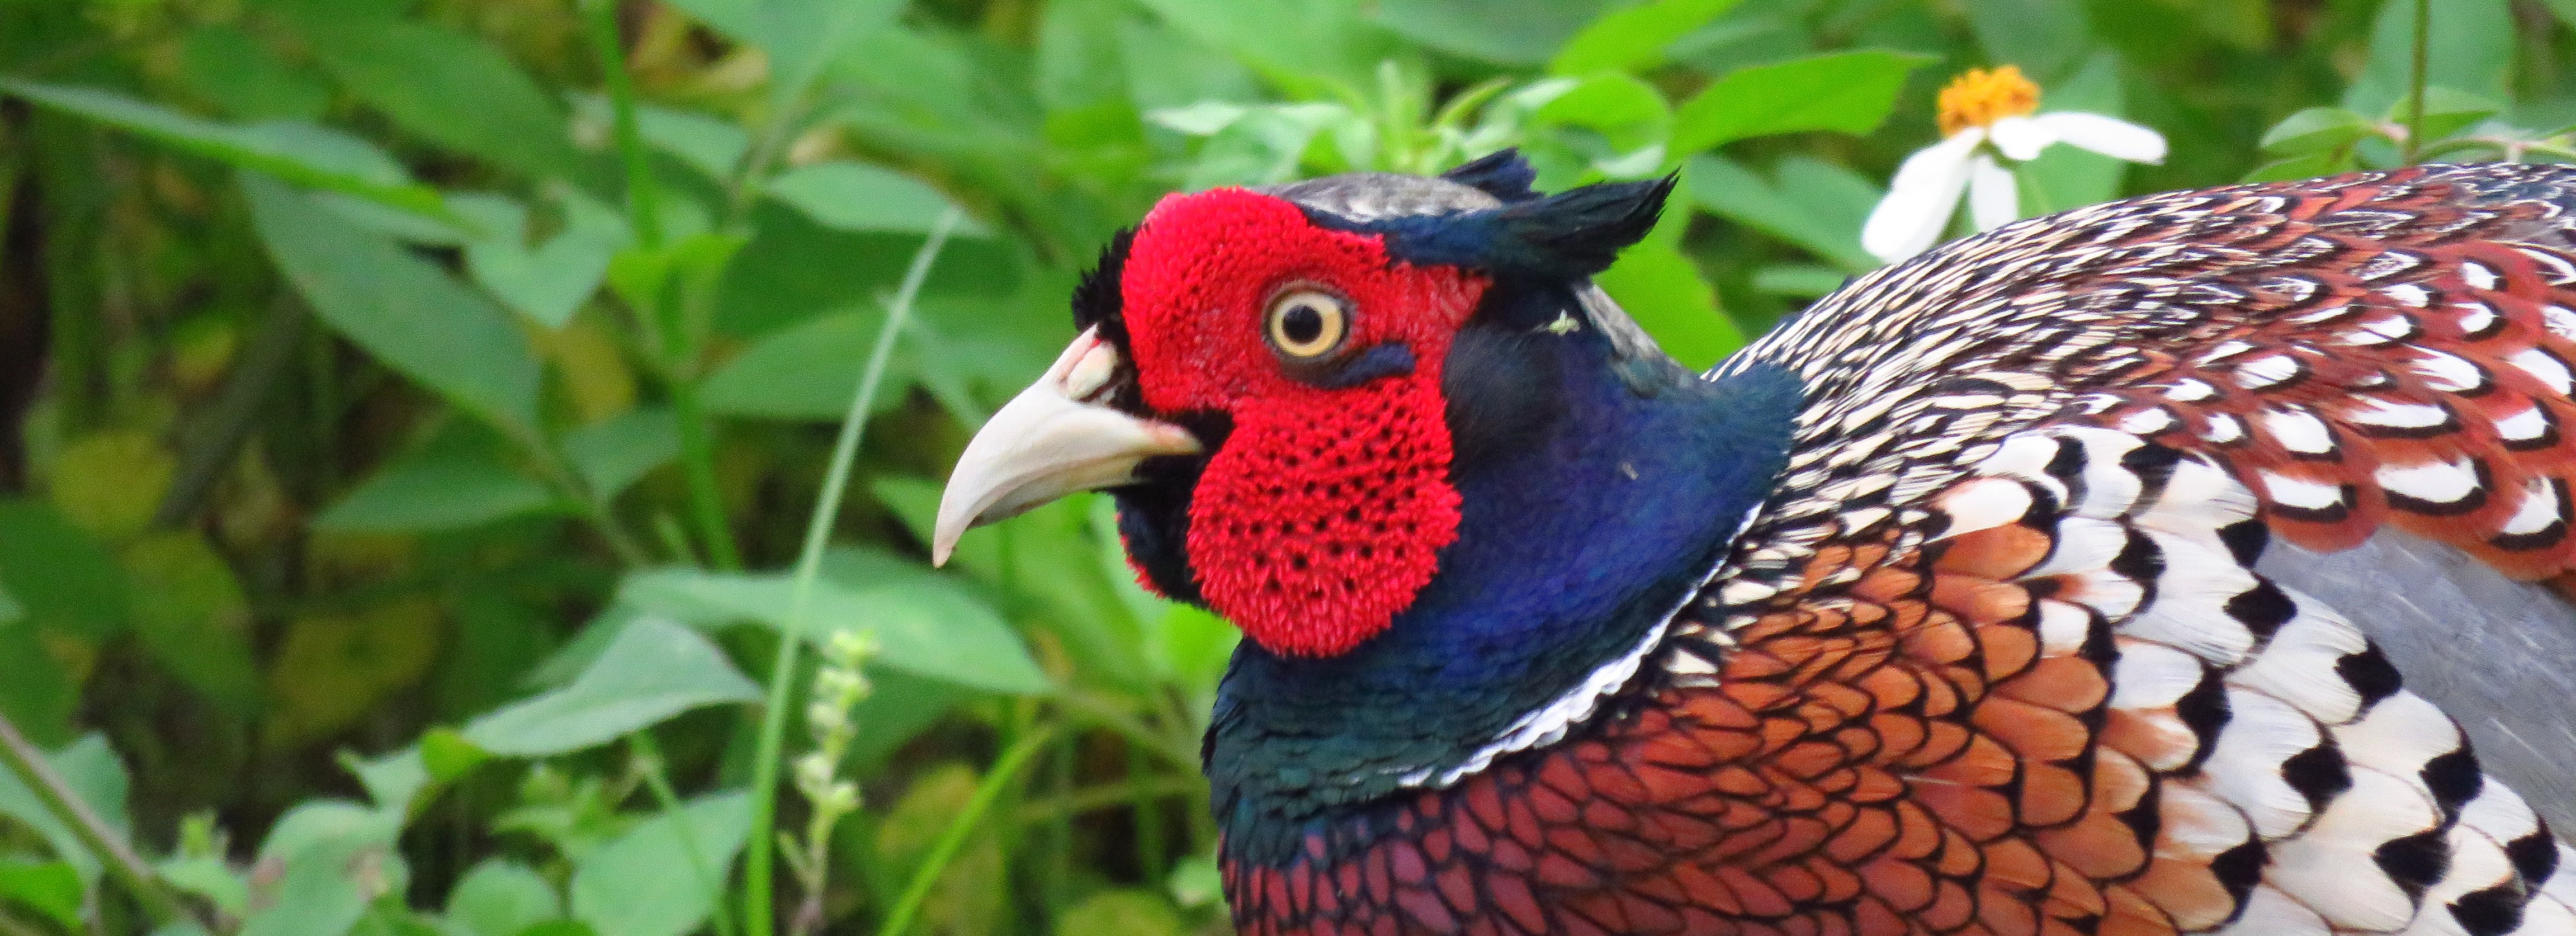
[1861,66,2167,264]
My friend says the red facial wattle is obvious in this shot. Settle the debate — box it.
[1117,189,1492,656]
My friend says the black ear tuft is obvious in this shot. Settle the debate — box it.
[1441,149,1540,204]
[1493,173,1675,278]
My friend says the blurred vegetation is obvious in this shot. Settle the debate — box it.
[0,0,2563,934]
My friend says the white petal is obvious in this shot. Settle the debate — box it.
[2037,111,2167,164]
[1862,130,1979,264]
[1968,154,2019,230]
[1988,115,2055,161]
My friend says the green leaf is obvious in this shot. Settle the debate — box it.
[1684,154,1879,272]
[1964,0,2092,82]
[764,161,985,235]
[0,78,448,219]
[2346,0,2513,115]
[563,408,680,499]
[461,617,758,757]
[1371,0,1611,66]
[2260,106,2375,155]
[121,532,261,713]
[2243,150,2355,183]
[242,801,404,936]
[159,855,249,919]
[296,20,577,178]
[341,746,429,817]
[0,860,82,930]
[1550,0,1744,76]
[0,735,132,888]
[701,308,915,420]
[445,860,561,936]
[452,192,629,329]
[1053,890,1186,936]
[574,97,747,181]
[245,175,546,441]
[568,792,749,936]
[2384,87,2505,142]
[178,24,332,121]
[1670,51,1928,154]
[316,442,556,534]
[616,561,1050,694]
[1751,264,1850,299]
[0,500,128,641]
[1127,0,1401,92]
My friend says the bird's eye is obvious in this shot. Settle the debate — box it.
[1264,289,1350,360]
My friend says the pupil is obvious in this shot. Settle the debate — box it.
[1283,305,1325,345]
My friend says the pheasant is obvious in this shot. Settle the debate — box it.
[932,150,2576,935]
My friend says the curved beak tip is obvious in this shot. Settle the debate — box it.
[928,328,1198,567]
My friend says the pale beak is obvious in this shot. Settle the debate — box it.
[932,327,1201,565]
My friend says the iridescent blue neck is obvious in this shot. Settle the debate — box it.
[1203,287,1802,867]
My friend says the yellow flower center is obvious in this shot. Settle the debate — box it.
[1936,65,2041,136]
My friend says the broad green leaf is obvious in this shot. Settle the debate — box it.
[563,408,680,499]
[2260,106,2374,155]
[159,855,249,918]
[1685,154,1879,272]
[243,801,404,936]
[341,746,428,817]
[1751,264,1850,299]
[701,309,915,420]
[1964,0,2092,82]
[1550,0,1743,76]
[461,617,759,757]
[0,500,128,641]
[177,24,331,121]
[316,445,555,534]
[297,20,576,178]
[574,96,747,181]
[1670,51,1927,154]
[757,0,904,113]
[452,192,629,329]
[1054,890,1186,936]
[0,623,76,747]
[1372,0,1610,66]
[50,429,173,540]
[0,735,133,888]
[2383,88,2505,142]
[0,79,448,219]
[245,176,546,440]
[1127,0,1401,93]
[121,532,261,713]
[445,860,561,936]
[871,481,1155,691]
[2346,0,2512,115]
[568,792,749,936]
[2244,150,2354,183]
[615,561,1050,694]
[0,860,82,930]
[764,161,986,235]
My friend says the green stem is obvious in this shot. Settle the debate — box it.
[742,210,963,936]
[873,725,1057,936]
[580,0,663,249]
[672,378,741,569]
[630,734,738,936]
[2403,0,2430,163]
[0,712,190,928]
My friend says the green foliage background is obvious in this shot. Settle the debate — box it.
[0,0,2564,934]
